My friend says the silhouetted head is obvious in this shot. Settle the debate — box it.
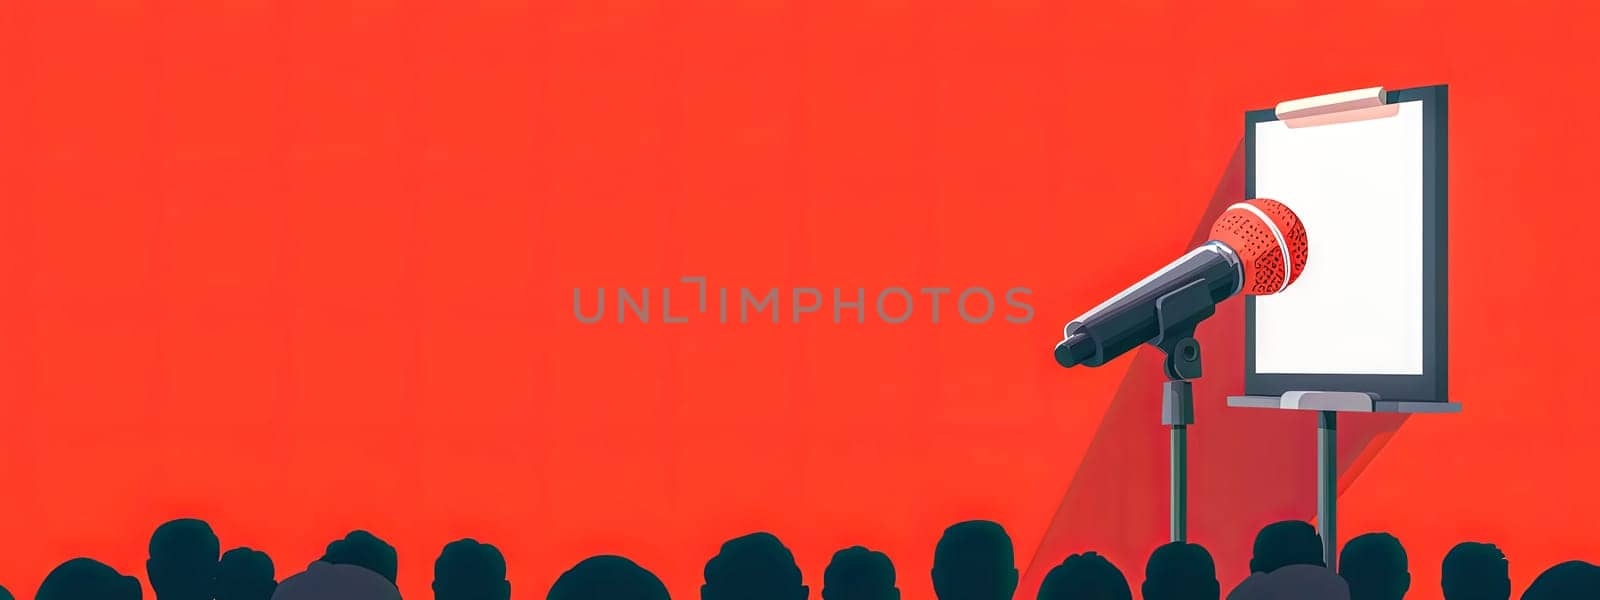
[1038,552,1131,600]
[39,558,143,600]
[1338,533,1409,600]
[550,555,669,600]
[1440,542,1509,600]
[702,532,808,600]
[320,530,398,584]
[1521,561,1600,600]
[148,518,221,600]
[1143,542,1219,600]
[932,520,1018,600]
[823,546,899,600]
[1249,521,1324,574]
[1227,564,1348,600]
[435,538,511,600]
[272,562,401,600]
[218,547,278,600]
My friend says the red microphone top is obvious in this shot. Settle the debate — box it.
[1208,198,1308,295]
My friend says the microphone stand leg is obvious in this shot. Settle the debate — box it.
[1171,423,1187,542]
[1162,379,1195,543]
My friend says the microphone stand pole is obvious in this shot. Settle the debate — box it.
[1149,279,1214,543]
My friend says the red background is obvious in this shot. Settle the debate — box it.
[1,2,1597,600]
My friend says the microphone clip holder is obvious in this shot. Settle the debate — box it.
[1149,278,1215,382]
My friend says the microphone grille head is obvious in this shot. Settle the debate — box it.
[1209,198,1308,295]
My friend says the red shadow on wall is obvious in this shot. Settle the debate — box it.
[1019,141,1410,594]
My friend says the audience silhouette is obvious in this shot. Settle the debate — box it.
[12,515,1600,600]
[39,558,143,600]
[1441,542,1510,600]
[932,521,1019,600]
[217,547,278,600]
[435,538,511,600]
[1038,552,1131,600]
[1143,542,1219,600]
[1249,521,1325,574]
[273,561,402,600]
[702,532,808,600]
[823,546,899,600]
[321,530,399,584]
[148,518,221,600]
[549,555,670,600]
[1521,561,1600,600]
[1339,533,1410,600]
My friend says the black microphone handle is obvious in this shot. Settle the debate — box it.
[1054,332,1096,368]
[1055,241,1241,368]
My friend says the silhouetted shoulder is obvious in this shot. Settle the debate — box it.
[273,561,401,600]
[1228,565,1348,600]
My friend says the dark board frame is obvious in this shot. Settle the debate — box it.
[1243,85,1448,402]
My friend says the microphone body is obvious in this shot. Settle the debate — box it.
[1054,198,1308,369]
[1055,242,1240,368]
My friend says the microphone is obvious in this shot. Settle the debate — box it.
[1054,198,1308,369]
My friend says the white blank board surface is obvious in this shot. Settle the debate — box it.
[1253,100,1424,375]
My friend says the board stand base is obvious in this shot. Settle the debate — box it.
[1227,391,1459,571]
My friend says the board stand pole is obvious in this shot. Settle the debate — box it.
[1228,393,1460,571]
[1318,410,1337,570]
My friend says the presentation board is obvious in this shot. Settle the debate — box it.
[1244,86,1447,402]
